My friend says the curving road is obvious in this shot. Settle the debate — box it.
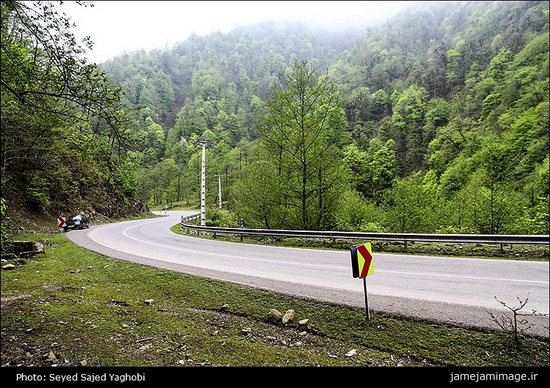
[66,211,549,337]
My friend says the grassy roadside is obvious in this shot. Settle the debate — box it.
[1,231,548,368]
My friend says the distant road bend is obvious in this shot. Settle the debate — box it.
[67,211,549,338]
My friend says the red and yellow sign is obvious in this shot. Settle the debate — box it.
[351,242,374,278]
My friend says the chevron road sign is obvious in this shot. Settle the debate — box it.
[350,242,375,320]
[351,242,374,278]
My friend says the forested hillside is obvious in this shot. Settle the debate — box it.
[1,1,548,241]
[1,0,143,238]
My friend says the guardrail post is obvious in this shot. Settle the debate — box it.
[177,219,550,248]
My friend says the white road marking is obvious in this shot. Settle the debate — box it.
[85,220,549,286]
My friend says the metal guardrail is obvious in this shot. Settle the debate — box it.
[181,214,549,246]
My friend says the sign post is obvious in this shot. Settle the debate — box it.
[350,242,374,320]
[363,276,370,321]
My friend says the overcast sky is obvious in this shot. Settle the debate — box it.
[58,1,418,63]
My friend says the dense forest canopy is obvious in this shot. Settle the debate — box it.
[1,0,142,221]
[1,1,548,242]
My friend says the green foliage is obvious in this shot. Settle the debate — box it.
[128,1,547,234]
[24,176,51,212]
[232,158,282,229]
[4,232,547,366]
[383,172,440,233]
[3,1,547,235]
[332,191,386,232]
[459,171,525,234]
[251,60,349,230]
[0,197,12,255]
[368,139,400,203]
[1,1,140,218]
[137,158,187,206]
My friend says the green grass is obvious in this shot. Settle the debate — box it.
[1,231,548,367]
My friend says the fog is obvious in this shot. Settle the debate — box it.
[59,1,417,63]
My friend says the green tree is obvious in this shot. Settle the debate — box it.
[369,139,400,203]
[343,143,369,195]
[456,171,524,234]
[333,190,386,232]
[139,158,185,206]
[1,1,137,216]
[232,156,284,229]
[383,172,439,233]
[0,1,124,140]
[255,60,349,229]
[391,85,430,174]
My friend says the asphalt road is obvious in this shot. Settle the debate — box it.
[66,211,549,337]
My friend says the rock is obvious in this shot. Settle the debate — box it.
[1,264,16,270]
[12,241,33,256]
[46,351,57,362]
[144,299,154,305]
[346,349,357,357]
[33,242,44,253]
[1,253,17,260]
[298,319,309,327]
[282,309,295,324]
[220,303,229,311]
[109,300,129,306]
[241,328,251,335]
[267,309,282,323]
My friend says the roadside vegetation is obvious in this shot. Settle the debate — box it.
[159,203,549,261]
[1,0,548,371]
[1,2,548,253]
[1,229,548,368]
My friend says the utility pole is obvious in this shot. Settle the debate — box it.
[215,174,222,209]
[194,139,215,226]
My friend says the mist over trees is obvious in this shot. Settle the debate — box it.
[2,0,548,236]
